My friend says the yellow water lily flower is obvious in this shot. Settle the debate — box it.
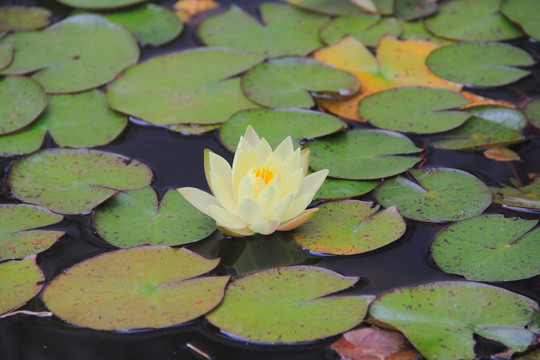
[178,126,328,236]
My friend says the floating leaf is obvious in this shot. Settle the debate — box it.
[55,0,145,10]
[198,4,328,58]
[165,123,220,135]
[284,0,363,15]
[174,0,219,23]
[8,148,153,214]
[427,42,535,87]
[309,129,422,180]
[0,255,44,315]
[351,0,394,14]
[315,177,379,200]
[524,97,540,129]
[375,167,492,222]
[42,246,229,330]
[331,327,421,360]
[491,174,540,210]
[313,36,460,121]
[501,0,540,40]
[394,0,437,21]
[0,204,64,260]
[424,0,523,41]
[0,89,127,155]
[0,43,12,70]
[358,86,471,134]
[0,76,47,135]
[431,105,527,150]
[107,48,263,125]
[219,108,346,151]
[94,187,215,248]
[370,281,538,360]
[398,20,455,46]
[0,15,139,93]
[76,4,183,46]
[293,201,405,255]
[0,6,52,32]
[319,15,402,47]
[484,147,520,161]
[242,57,359,108]
[206,266,373,343]
[431,215,540,282]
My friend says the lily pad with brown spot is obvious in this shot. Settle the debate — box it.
[491,174,540,211]
[0,6,52,32]
[394,0,437,21]
[319,15,402,47]
[501,0,540,41]
[0,255,44,315]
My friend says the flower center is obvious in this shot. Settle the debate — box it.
[253,167,274,184]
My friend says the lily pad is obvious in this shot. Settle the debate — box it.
[484,147,520,162]
[42,246,229,330]
[0,76,47,135]
[358,86,471,134]
[501,0,540,40]
[350,0,394,14]
[198,4,328,58]
[55,0,145,10]
[375,167,492,222]
[369,281,538,360]
[0,43,12,70]
[0,204,64,261]
[431,105,527,150]
[426,42,535,87]
[284,0,364,15]
[0,14,139,93]
[293,201,405,255]
[8,148,153,214]
[165,123,221,135]
[309,129,422,180]
[398,20,455,46]
[0,255,44,315]
[0,6,52,32]
[107,48,263,125]
[524,97,540,129]
[424,0,523,41]
[76,4,183,46]
[242,57,359,109]
[94,187,215,248]
[491,174,540,211]
[316,177,379,200]
[394,0,437,21]
[319,15,402,47]
[206,266,374,343]
[219,108,346,151]
[0,89,127,155]
[431,215,540,282]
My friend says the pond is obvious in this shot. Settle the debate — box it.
[0,0,539,359]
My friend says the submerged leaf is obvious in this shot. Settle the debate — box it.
[484,147,521,161]
[0,255,44,315]
[491,174,540,210]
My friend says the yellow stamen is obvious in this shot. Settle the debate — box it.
[253,167,274,184]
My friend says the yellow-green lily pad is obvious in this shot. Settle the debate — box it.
[0,204,64,261]
[0,255,44,315]
[501,0,540,41]
[293,201,405,255]
[375,167,492,222]
[394,0,437,21]
[0,43,12,70]
[431,215,540,282]
[284,0,364,15]
[0,14,139,93]
[319,15,402,47]
[165,123,221,135]
[0,6,52,32]
[398,20,455,46]
[491,174,540,211]
[42,246,229,330]
[206,266,374,343]
[94,187,216,248]
[55,0,145,10]
[315,177,379,200]
[524,97,540,129]
[8,148,153,214]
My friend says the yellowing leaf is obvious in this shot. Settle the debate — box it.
[174,0,219,23]
[484,147,521,162]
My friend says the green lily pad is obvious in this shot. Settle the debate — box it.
[426,42,535,87]
[165,123,221,135]
[375,167,492,222]
[8,148,153,214]
[0,89,127,155]
[491,174,540,210]
[398,20,455,46]
[0,255,44,315]
[315,177,379,200]
[75,4,183,46]
[424,0,523,41]
[293,201,405,255]
[369,281,538,360]
[94,187,216,248]
[431,105,527,150]
[207,266,374,343]
[107,48,263,125]
[0,14,139,93]
[284,0,364,15]
[501,0,540,41]
[309,129,422,180]
[431,215,540,282]
[394,0,437,21]
[55,0,145,10]
[42,246,229,330]
[0,204,64,261]
[0,6,52,32]
[198,4,328,58]
[350,0,394,14]
[524,97,540,129]
[0,76,47,135]
[242,57,359,108]
[358,86,471,134]
[319,15,402,47]
[0,43,12,70]
[219,108,346,151]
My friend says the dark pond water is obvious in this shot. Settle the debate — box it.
[1,0,540,359]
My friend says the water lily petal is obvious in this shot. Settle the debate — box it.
[204,149,213,193]
[282,192,316,222]
[281,149,302,177]
[209,170,238,215]
[237,173,255,201]
[300,148,310,176]
[282,168,304,197]
[296,169,329,198]
[277,208,319,231]
[269,193,294,221]
[249,219,281,235]
[232,145,258,196]
[207,205,247,229]
[255,137,273,163]
[256,185,279,217]
[243,125,260,147]
[238,198,263,224]
[274,136,294,161]
[218,224,255,237]
[177,187,220,216]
